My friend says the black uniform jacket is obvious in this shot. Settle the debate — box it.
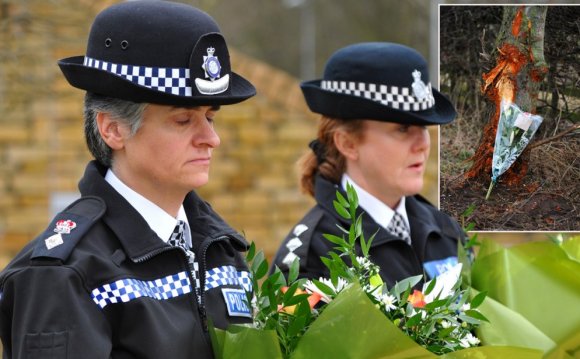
[271,175,465,288]
[0,161,252,359]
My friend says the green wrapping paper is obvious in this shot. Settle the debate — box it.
[210,324,283,359]
[211,281,543,358]
[290,282,434,359]
[472,239,580,358]
[442,346,542,359]
[562,236,580,262]
[474,288,556,353]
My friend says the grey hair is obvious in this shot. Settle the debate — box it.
[83,92,147,167]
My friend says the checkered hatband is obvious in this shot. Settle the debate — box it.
[83,56,192,96]
[321,80,435,111]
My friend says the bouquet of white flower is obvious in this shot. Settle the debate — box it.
[486,100,543,199]
[208,185,556,359]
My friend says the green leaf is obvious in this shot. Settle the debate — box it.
[406,312,423,327]
[437,326,456,339]
[361,230,378,257]
[465,232,480,249]
[393,275,423,296]
[458,313,481,325]
[262,271,283,295]
[424,298,449,311]
[355,215,363,237]
[282,282,300,303]
[335,190,349,208]
[284,293,310,307]
[288,257,300,284]
[345,183,359,213]
[323,233,348,248]
[469,290,487,309]
[250,250,265,275]
[465,309,489,322]
[333,200,351,219]
[246,241,256,262]
[294,298,312,318]
[287,314,308,338]
[271,266,288,287]
[312,279,334,295]
[423,277,437,296]
[348,222,356,246]
[254,257,270,281]
[249,250,270,283]
[320,256,334,272]
[335,224,349,235]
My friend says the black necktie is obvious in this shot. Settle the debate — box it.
[387,212,411,245]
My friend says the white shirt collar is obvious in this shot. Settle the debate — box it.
[105,169,191,246]
[341,173,409,231]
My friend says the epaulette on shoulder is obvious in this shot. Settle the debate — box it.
[31,196,106,263]
[284,207,324,257]
[413,194,435,208]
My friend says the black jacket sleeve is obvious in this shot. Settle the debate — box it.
[1,265,111,359]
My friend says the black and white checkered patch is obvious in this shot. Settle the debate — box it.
[83,56,191,96]
[387,212,411,245]
[321,80,435,111]
[91,271,192,309]
[205,266,252,293]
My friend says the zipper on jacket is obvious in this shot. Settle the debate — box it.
[132,235,237,333]
[133,244,210,332]
[198,235,231,331]
[132,246,176,263]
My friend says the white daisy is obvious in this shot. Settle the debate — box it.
[303,277,348,303]
[459,333,480,348]
[381,293,397,312]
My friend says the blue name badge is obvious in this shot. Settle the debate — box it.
[423,256,458,279]
[221,288,252,318]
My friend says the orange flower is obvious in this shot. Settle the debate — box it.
[407,289,426,308]
[278,287,322,314]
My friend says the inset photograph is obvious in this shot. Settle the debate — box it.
[439,5,579,231]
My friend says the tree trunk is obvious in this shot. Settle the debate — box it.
[464,6,548,187]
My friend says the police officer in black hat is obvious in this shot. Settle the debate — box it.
[0,2,255,358]
[271,42,466,288]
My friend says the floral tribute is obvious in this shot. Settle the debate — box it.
[290,184,488,355]
[208,185,577,358]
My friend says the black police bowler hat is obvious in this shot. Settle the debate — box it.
[301,42,456,125]
[58,1,255,107]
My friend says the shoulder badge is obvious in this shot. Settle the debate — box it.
[31,196,106,263]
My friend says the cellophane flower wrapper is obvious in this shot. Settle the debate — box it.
[471,238,580,358]
[211,281,542,358]
[290,282,434,359]
[491,100,543,182]
[209,323,283,359]
[290,282,541,359]
[561,236,580,263]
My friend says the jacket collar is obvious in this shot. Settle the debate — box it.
[78,161,248,261]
